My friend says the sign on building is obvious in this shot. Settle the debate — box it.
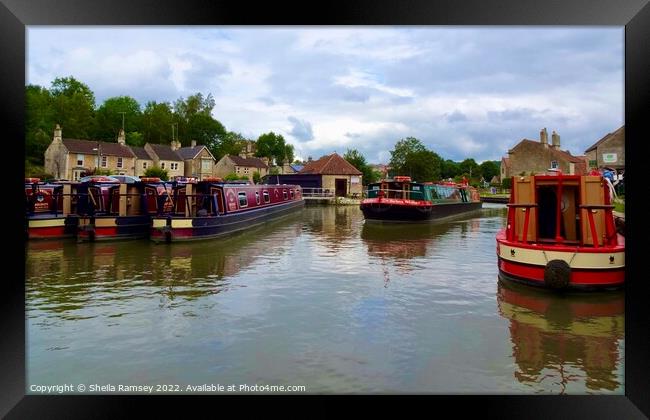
[351,176,360,184]
[602,153,617,163]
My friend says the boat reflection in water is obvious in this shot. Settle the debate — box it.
[26,213,303,317]
[497,279,624,393]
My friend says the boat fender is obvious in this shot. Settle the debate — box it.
[544,259,571,289]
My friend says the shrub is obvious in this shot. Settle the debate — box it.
[144,166,169,181]
[501,177,512,189]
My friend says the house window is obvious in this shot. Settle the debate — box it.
[72,169,83,181]
[255,191,260,205]
[170,162,177,171]
[263,190,270,203]
[142,162,147,169]
[236,167,240,173]
[283,189,288,200]
[550,160,559,169]
[244,167,249,174]
[161,162,166,169]
[76,154,84,166]
[117,157,123,168]
[238,191,248,208]
[101,156,107,167]
[201,159,211,172]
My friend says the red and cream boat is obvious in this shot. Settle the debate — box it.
[496,172,624,290]
[25,178,78,239]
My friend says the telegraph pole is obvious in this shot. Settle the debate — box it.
[118,112,126,131]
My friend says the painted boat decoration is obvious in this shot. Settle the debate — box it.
[150,178,305,243]
[496,172,624,290]
[76,176,174,242]
[360,176,482,222]
[25,178,78,240]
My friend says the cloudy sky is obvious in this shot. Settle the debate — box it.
[27,27,623,163]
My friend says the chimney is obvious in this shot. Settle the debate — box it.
[540,128,548,147]
[117,128,126,145]
[191,139,197,148]
[551,130,560,149]
[53,124,62,144]
[261,157,269,166]
[170,140,181,151]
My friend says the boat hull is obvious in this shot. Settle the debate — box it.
[496,229,625,291]
[151,199,305,243]
[361,200,482,222]
[77,215,152,242]
[26,215,79,240]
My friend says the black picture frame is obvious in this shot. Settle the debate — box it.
[2,0,648,417]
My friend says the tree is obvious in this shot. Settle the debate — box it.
[144,166,169,181]
[255,132,293,165]
[49,76,96,139]
[173,93,225,147]
[459,158,479,180]
[252,171,262,184]
[224,172,248,181]
[25,85,56,165]
[388,137,442,182]
[94,96,142,143]
[344,149,379,185]
[209,131,248,162]
[479,160,500,182]
[501,177,512,190]
[440,159,461,180]
[142,101,174,144]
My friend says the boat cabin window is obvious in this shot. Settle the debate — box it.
[283,189,288,200]
[290,190,295,200]
[255,191,260,205]
[238,191,248,208]
[263,190,270,203]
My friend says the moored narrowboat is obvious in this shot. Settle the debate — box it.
[360,176,482,222]
[25,178,79,240]
[496,172,624,291]
[76,176,176,242]
[151,178,305,243]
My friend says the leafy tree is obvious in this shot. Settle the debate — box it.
[344,149,378,185]
[209,131,249,162]
[142,101,174,144]
[144,165,169,181]
[25,85,56,165]
[255,132,293,165]
[186,113,226,147]
[224,172,248,181]
[252,171,262,184]
[459,158,479,179]
[49,76,96,139]
[479,160,500,182]
[388,137,442,182]
[501,177,512,189]
[94,96,142,143]
[440,159,461,179]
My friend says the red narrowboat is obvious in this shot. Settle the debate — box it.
[25,178,79,239]
[151,178,305,243]
[76,176,176,242]
[496,172,624,290]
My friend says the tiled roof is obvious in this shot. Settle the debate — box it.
[147,143,183,161]
[129,146,153,160]
[299,153,362,175]
[178,145,207,160]
[62,139,135,158]
[585,126,624,153]
[228,155,268,169]
[509,139,587,174]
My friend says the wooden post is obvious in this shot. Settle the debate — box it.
[185,183,193,217]
[62,184,71,216]
[118,184,127,216]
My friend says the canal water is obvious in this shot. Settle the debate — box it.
[26,204,624,394]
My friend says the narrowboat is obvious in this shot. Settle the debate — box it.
[76,176,174,242]
[360,176,482,222]
[496,172,624,290]
[25,178,78,239]
[150,178,305,243]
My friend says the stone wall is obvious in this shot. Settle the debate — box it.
[509,142,574,176]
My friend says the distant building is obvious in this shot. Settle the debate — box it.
[214,154,269,183]
[503,128,586,178]
[500,157,511,182]
[298,153,363,197]
[177,140,217,180]
[144,141,185,178]
[130,146,155,177]
[45,125,136,180]
[584,126,624,171]
[369,163,390,179]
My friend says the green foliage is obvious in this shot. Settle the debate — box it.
[25,160,54,180]
[459,158,479,178]
[252,171,262,184]
[440,159,461,179]
[94,96,142,142]
[144,166,169,181]
[142,101,174,143]
[50,77,97,139]
[343,149,378,185]
[209,131,246,162]
[479,160,500,181]
[388,137,442,182]
[255,132,294,165]
[501,177,512,189]
[224,172,248,181]
[269,167,280,175]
